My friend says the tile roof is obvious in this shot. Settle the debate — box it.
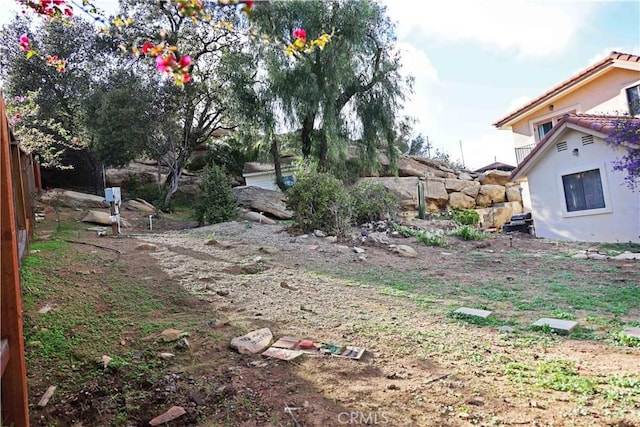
[243,156,297,174]
[509,113,640,181]
[494,52,640,128]
[473,161,515,173]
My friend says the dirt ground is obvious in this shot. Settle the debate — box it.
[24,207,640,427]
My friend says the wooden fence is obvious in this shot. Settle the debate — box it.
[1,92,38,426]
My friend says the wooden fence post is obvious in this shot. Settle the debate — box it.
[1,94,30,426]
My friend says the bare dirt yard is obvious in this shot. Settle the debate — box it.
[22,206,639,426]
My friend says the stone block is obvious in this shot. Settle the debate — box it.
[532,318,578,333]
[622,327,640,339]
[454,307,492,319]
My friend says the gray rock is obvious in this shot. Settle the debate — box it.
[314,229,327,238]
[392,245,418,258]
[233,186,293,219]
[41,189,109,209]
[325,236,338,243]
[353,247,365,254]
[242,210,276,225]
[125,198,156,213]
[498,326,515,333]
[367,232,392,245]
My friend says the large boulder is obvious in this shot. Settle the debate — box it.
[424,179,449,211]
[233,186,293,220]
[476,201,523,229]
[476,185,506,207]
[81,210,131,227]
[358,177,419,205]
[505,185,522,202]
[397,157,451,178]
[448,192,476,209]
[443,178,479,193]
[461,184,481,199]
[106,162,164,187]
[458,172,474,181]
[124,199,156,213]
[41,189,109,209]
[479,170,511,186]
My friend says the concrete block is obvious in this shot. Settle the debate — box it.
[454,307,492,319]
[532,318,578,333]
[622,327,640,339]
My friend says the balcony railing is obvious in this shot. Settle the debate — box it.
[515,143,536,165]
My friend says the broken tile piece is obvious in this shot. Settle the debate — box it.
[230,328,273,354]
[532,318,578,333]
[454,307,492,319]
[622,327,640,339]
[149,406,186,426]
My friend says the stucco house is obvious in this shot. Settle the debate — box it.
[492,51,640,242]
[509,114,639,243]
[242,156,297,191]
[493,51,640,212]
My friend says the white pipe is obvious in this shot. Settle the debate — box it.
[149,215,153,231]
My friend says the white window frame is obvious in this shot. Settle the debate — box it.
[557,162,613,218]
[530,104,580,143]
[625,83,640,116]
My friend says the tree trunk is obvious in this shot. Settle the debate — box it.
[164,164,182,207]
[317,130,329,172]
[82,148,101,195]
[301,114,315,159]
[270,132,286,191]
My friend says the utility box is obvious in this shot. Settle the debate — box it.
[104,187,121,203]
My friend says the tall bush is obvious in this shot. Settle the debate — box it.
[286,171,351,236]
[349,181,399,224]
[193,164,238,226]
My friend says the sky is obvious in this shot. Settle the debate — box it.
[1,0,639,170]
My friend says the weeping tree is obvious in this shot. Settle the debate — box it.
[251,0,413,176]
[0,16,116,192]
[112,0,247,204]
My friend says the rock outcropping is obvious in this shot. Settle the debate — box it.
[358,163,522,229]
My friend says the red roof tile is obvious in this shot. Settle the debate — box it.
[509,113,640,181]
[494,52,640,128]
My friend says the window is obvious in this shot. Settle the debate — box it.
[627,85,640,116]
[562,169,605,212]
[537,121,553,140]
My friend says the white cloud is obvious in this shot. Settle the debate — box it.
[383,0,600,59]
[586,44,640,67]
[507,95,533,113]
[396,42,442,133]
[456,131,516,170]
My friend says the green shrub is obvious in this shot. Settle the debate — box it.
[193,164,238,226]
[286,171,351,236]
[450,225,485,241]
[415,230,447,247]
[451,207,480,226]
[349,181,399,224]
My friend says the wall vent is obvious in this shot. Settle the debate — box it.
[582,135,594,145]
[556,141,568,152]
